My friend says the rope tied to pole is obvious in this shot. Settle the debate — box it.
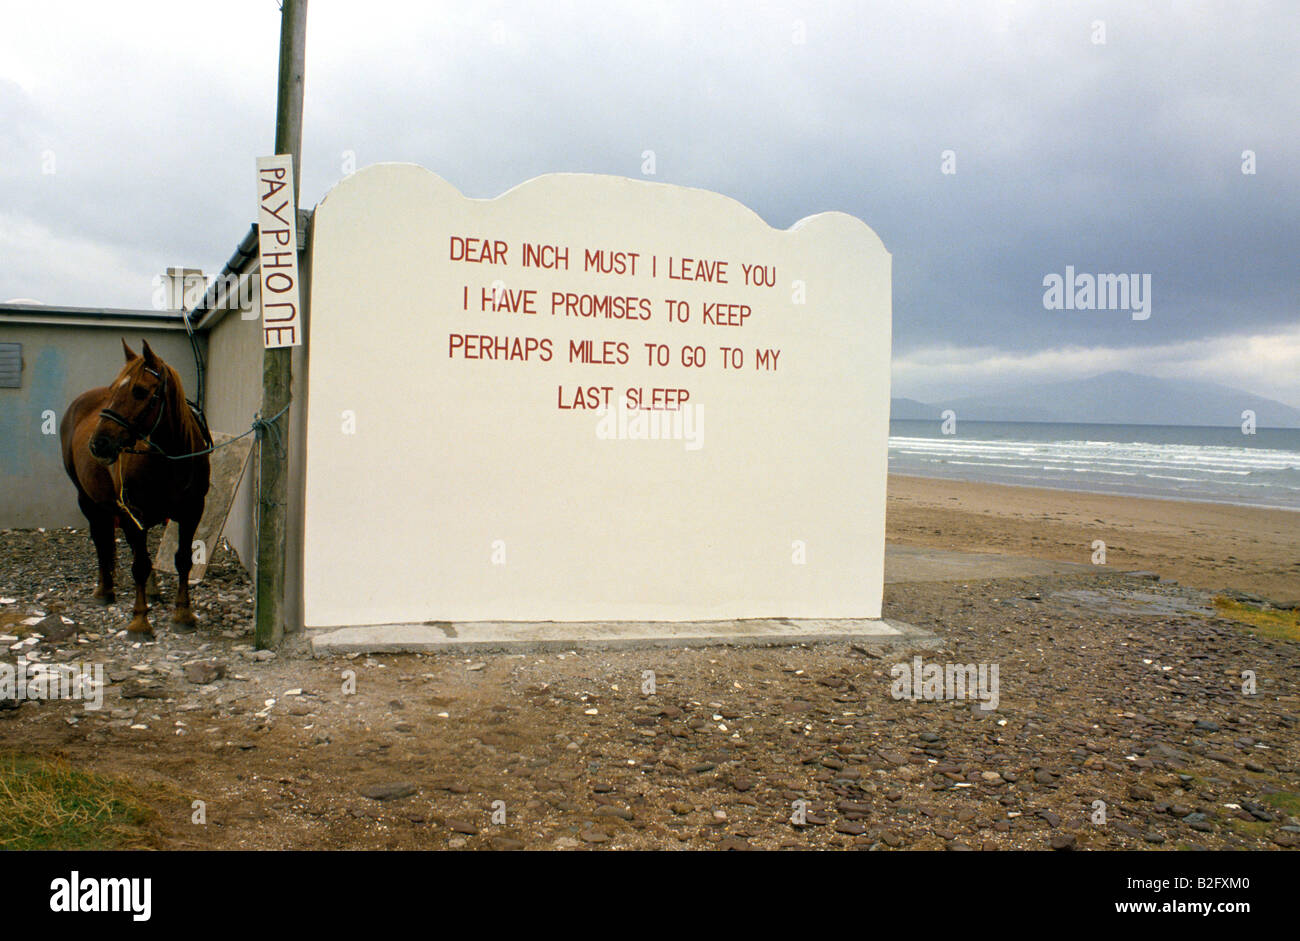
[250,404,290,460]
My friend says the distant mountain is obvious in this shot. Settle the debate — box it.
[895,372,1300,428]
[889,397,939,420]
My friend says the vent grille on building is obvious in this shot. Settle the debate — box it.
[0,343,21,388]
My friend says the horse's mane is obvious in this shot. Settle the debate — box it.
[158,358,207,450]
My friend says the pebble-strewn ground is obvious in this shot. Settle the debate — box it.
[1,527,1298,850]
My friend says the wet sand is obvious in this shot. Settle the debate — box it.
[887,474,1300,601]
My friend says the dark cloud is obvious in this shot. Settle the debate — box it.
[1,1,1295,397]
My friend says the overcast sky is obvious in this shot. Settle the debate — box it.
[1,0,1295,404]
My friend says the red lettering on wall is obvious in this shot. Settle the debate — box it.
[450,236,509,264]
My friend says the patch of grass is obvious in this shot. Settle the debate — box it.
[1211,597,1300,643]
[0,753,163,850]
[1224,817,1270,839]
[1263,790,1300,817]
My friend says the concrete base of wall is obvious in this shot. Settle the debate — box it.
[303,546,1096,655]
[308,617,940,656]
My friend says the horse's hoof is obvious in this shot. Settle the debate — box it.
[126,615,153,637]
[171,608,197,632]
[92,590,115,606]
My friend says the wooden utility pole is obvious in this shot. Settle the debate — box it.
[255,0,307,649]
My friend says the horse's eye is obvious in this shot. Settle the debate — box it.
[132,385,148,400]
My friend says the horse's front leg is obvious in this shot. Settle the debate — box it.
[171,511,201,629]
[80,496,117,604]
[120,523,154,636]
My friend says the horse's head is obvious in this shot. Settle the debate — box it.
[88,339,174,464]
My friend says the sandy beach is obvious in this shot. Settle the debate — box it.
[887,474,1300,602]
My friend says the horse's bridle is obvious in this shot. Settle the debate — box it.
[99,363,168,449]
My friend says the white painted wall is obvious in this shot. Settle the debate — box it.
[303,164,891,626]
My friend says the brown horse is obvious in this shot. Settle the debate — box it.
[60,339,211,636]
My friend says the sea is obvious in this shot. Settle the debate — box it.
[888,420,1300,511]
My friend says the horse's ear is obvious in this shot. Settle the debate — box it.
[122,338,137,362]
[141,339,158,367]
